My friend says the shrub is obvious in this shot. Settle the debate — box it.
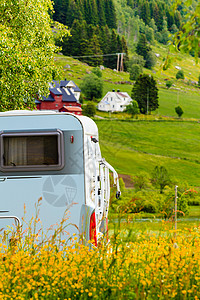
[175,105,184,118]
[126,100,140,118]
[131,171,151,190]
[80,73,103,100]
[135,190,165,213]
[83,101,96,117]
[162,186,189,219]
[151,165,171,194]
[176,70,184,80]
[91,67,102,78]
[145,51,157,69]
[129,64,142,81]
[166,80,173,89]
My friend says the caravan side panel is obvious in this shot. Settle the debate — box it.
[0,113,86,240]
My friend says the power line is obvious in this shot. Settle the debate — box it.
[71,53,126,58]
[57,52,126,72]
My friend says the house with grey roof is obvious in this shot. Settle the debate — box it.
[36,79,82,115]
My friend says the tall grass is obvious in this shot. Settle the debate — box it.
[1,204,200,300]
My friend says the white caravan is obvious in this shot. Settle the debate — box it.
[0,111,120,246]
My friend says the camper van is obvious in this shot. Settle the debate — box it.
[0,111,120,246]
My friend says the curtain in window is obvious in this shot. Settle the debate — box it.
[3,135,58,166]
[4,137,27,166]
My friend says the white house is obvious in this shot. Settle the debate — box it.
[97,90,132,112]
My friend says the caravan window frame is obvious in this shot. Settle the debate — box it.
[0,130,64,172]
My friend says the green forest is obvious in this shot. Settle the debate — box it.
[53,0,198,70]
[1,0,200,110]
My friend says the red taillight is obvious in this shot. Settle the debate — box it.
[90,212,97,247]
[70,135,74,143]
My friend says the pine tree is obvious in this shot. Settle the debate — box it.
[136,34,151,61]
[166,10,174,31]
[100,25,111,67]
[108,29,118,69]
[157,2,165,31]
[58,0,69,25]
[152,2,163,31]
[83,0,98,25]
[79,39,90,61]
[121,36,129,71]
[140,0,150,25]
[160,19,170,45]
[90,0,98,25]
[105,0,117,29]
[53,0,63,22]
[62,19,88,56]
[131,74,159,114]
[84,34,103,66]
[96,0,106,27]
[65,0,83,27]
[101,25,111,53]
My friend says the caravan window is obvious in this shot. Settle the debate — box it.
[0,130,64,171]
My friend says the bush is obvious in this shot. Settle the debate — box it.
[166,80,173,89]
[145,51,157,69]
[129,64,142,81]
[80,73,103,100]
[183,188,200,206]
[91,67,102,78]
[176,70,184,80]
[162,185,190,219]
[83,101,96,117]
[128,55,145,81]
[151,165,171,194]
[126,100,140,118]
[135,190,165,213]
[175,105,184,118]
[131,171,151,190]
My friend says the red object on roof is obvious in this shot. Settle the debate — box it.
[117,92,128,97]
[59,106,82,115]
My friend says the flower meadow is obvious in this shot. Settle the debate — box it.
[0,215,200,300]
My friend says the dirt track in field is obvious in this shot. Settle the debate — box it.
[119,174,134,188]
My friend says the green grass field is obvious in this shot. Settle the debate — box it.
[156,89,200,118]
[55,51,200,187]
[95,119,200,186]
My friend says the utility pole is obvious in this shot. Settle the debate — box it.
[120,53,124,72]
[116,53,126,72]
[116,53,120,72]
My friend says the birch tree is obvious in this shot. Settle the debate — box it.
[0,0,69,111]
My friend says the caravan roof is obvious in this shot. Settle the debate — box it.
[0,110,98,137]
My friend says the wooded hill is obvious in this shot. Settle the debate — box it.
[53,0,198,70]
[54,0,129,70]
[53,0,117,28]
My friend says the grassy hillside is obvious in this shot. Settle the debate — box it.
[55,43,200,119]
[95,119,200,186]
[55,49,200,186]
